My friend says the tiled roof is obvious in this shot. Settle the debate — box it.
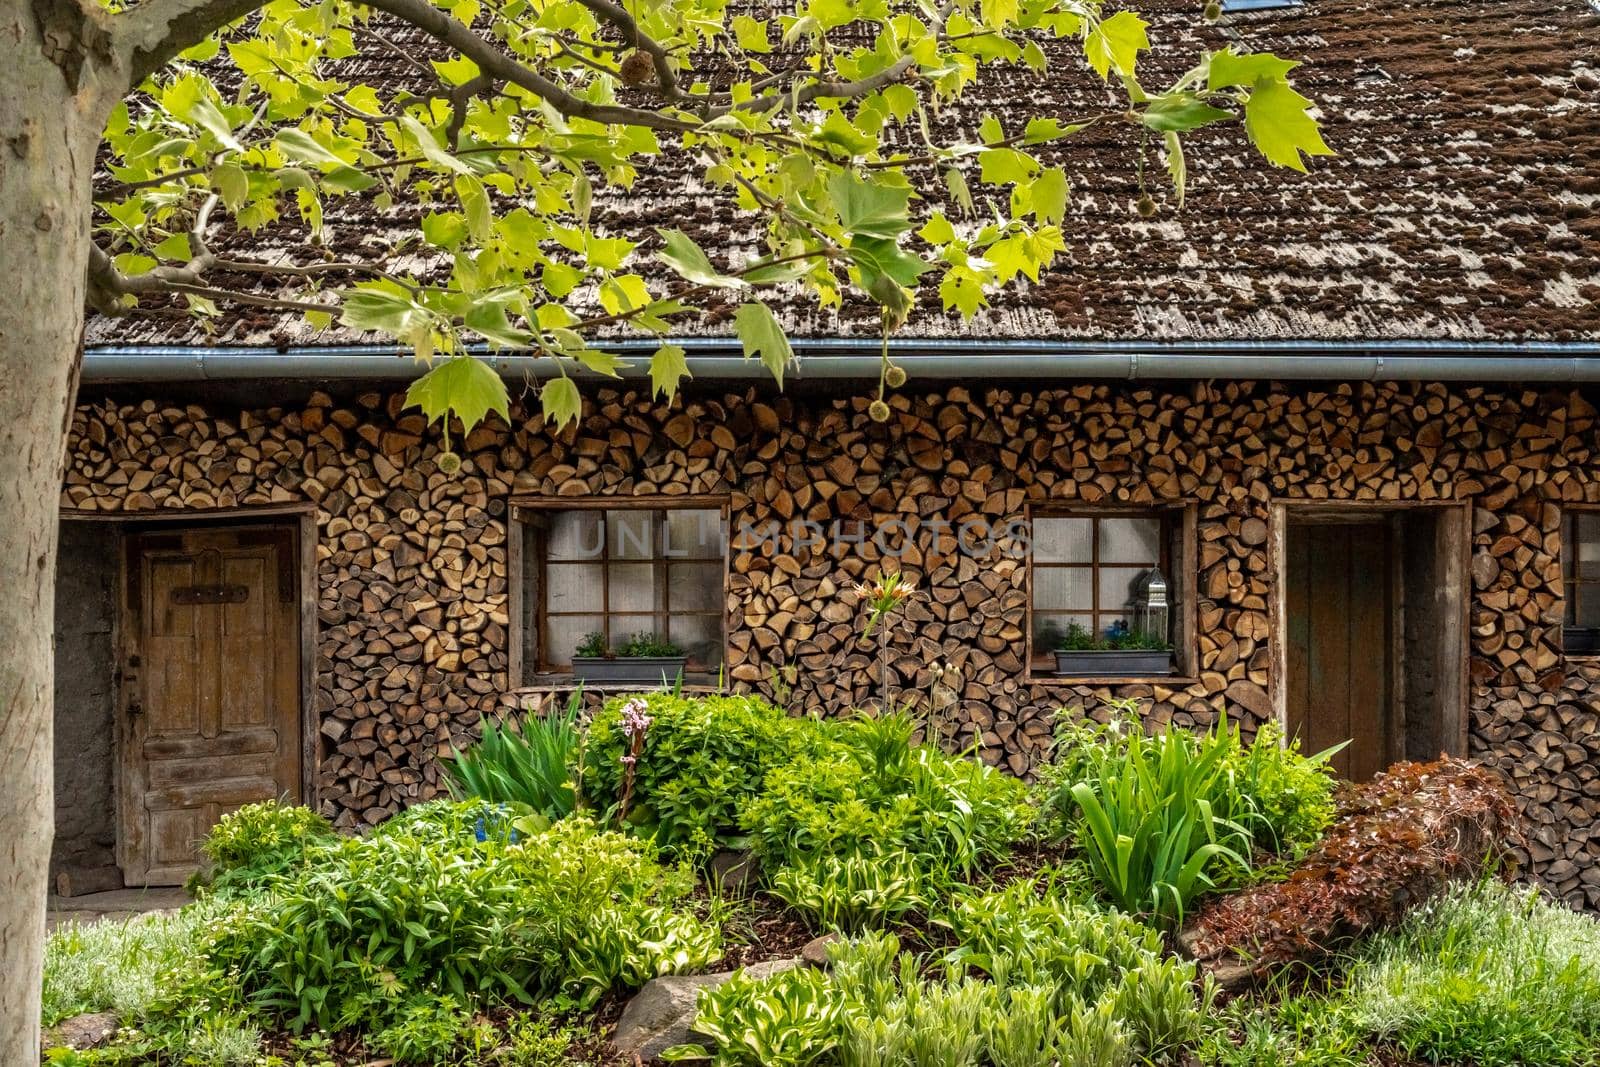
[85,0,1600,349]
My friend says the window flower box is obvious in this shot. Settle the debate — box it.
[1053,648,1175,678]
[570,655,688,686]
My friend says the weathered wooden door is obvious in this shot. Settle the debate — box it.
[121,526,302,885]
[1284,522,1392,781]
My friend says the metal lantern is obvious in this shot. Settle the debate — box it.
[1134,567,1170,642]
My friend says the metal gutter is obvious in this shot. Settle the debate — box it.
[80,337,1600,384]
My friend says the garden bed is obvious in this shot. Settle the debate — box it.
[41,694,1594,1067]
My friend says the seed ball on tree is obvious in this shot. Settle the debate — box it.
[619,50,654,86]
[885,365,907,389]
[868,399,891,423]
[1136,193,1158,218]
[437,450,463,475]
[1204,1,1222,20]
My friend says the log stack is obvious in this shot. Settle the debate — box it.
[61,379,1600,908]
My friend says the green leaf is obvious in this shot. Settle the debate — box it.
[1141,94,1234,133]
[1085,11,1148,80]
[540,376,582,428]
[732,15,771,53]
[734,302,795,387]
[275,128,345,169]
[1207,48,1299,92]
[1164,131,1187,208]
[650,344,691,400]
[827,171,912,240]
[1243,76,1334,171]
[190,96,243,152]
[212,163,249,211]
[1030,168,1069,225]
[405,356,510,431]
[574,347,629,377]
[657,229,742,287]
[339,288,419,335]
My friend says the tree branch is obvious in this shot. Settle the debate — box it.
[113,0,266,87]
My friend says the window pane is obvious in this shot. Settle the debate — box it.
[1035,567,1092,611]
[607,562,658,612]
[1034,612,1092,647]
[546,562,603,612]
[1099,517,1161,564]
[1578,584,1600,628]
[608,510,656,560]
[1098,566,1147,615]
[1033,517,1092,563]
[547,614,604,664]
[665,509,723,558]
[547,511,603,560]
[1578,514,1600,568]
[669,613,722,665]
[610,615,662,649]
[668,562,722,611]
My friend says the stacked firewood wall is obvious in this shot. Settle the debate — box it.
[61,380,1600,909]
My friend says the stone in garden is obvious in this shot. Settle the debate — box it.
[611,958,801,1061]
[42,1012,118,1051]
[801,933,840,968]
[707,849,759,892]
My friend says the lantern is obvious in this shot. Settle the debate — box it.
[1134,567,1170,644]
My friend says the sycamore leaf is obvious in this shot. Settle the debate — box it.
[1243,76,1334,171]
[275,128,345,169]
[1141,93,1234,133]
[405,355,510,431]
[340,288,420,335]
[540,376,582,428]
[1085,11,1148,80]
[1207,48,1300,92]
[658,229,743,287]
[212,163,249,211]
[1030,168,1069,225]
[574,347,630,377]
[734,302,795,387]
[650,344,691,399]
[827,171,913,240]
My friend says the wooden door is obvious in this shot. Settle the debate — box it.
[122,526,302,885]
[1284,522,1392,781]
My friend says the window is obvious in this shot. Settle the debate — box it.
[1563,510,1600,654]
[520,505,726,674]
[1030,509,1191,674]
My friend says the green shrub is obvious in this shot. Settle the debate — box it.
[194,809,719,1031]
[1217,721,1340,858]
[694,965,849,1066]
[938,879,1211,1061]
[1339,880,1600,1067]
[1198,995,1364,1067]
[193,799,336,898]
[585,692,835,856]
[741,711,1033,927]
[442,694,584,821]
[43,907,212,1026]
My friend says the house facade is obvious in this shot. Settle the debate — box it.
[52,0,1600,906]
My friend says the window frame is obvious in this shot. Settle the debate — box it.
[1024,501,1198,681]
[1561,507,1600,656]
[511,496,730,680]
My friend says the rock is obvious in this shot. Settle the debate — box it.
[800,933,840,968]
[610,959,801,1062]
[42,1012,118,1051]
[707,850,760,892]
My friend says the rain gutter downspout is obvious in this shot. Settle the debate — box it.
[80,337,1600,384]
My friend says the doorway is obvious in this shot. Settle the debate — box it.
[1275,504,1469,781]
[119,524,305,884]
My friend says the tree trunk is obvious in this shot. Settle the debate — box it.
[0,2,102,1058]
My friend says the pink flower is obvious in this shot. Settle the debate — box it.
[620,754,638,767]
[620,698,654,738]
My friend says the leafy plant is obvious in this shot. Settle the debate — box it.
[1055,621,1169,652]
[43,906,214,1026]
[442,693,584,821]
[1339,880,1600,1067]
[1217,721,1340,858]
[1064,721,1255,926]
[192,809,718,1031]
[191,798,336,898]
[694,966,848,1067]
[575,631,608,658]
[584,692,836,856]
[768,852,927,933]
[615,632,686,657]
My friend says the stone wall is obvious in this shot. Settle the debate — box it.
[51,521,121,894]
[61,379,1600,909]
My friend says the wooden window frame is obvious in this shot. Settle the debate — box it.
[1024,502,1198,681]
[1562,508,1600,655]
[511,496,730,678]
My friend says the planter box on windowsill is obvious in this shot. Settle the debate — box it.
[1053,649,1174,678]
[570,656,689,686]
